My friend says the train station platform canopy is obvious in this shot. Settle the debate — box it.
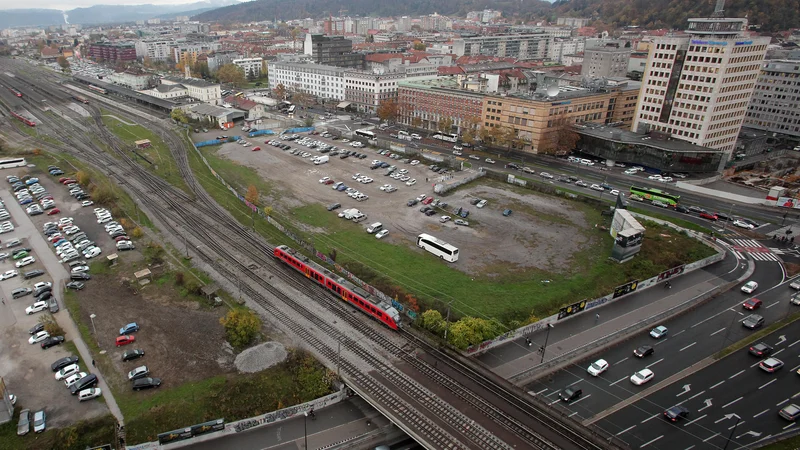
[71,74,188,113]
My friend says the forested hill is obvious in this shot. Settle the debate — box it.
[194,0,796,32]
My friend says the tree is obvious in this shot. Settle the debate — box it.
[170,108,189,124]
[56,55,69,71]
[219,309,261,349]
[447,316,498,349]
[413,42,426,51]
[540,118,581,155]
[191,61,210,79]
[437,117,454,133]
[376,99,399,124]
[245,185,258,205]
[304,117,314,127]
[40,314,65,338]
[499,126,519,154]
[462,128,475,145]
[273,83,287,101]
[75,170,91,187]
[292,90,313,110]
[290,27,300,52]
[411,117,423,128]
[420,310,446,334]
[217,63,246,87]
[478,126,492,144]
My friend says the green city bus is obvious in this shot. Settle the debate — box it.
[629,186,681,205]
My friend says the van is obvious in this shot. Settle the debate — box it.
[313,155,329,165]
[366,222,383,234]
[398,130,409,137]
[352,213,367,223]
[12,287,31,299]
[579,159,593,165]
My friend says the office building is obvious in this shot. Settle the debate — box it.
[744,59,800,139]
[344,71,406,113]
[268,62,345,101]
[452,33,551,61]
[303,34,364,68]
[232,57,264,78]
[632,4,770,157]
[582,45,631,78]
[397,77,485,133]
[88,42,137,62]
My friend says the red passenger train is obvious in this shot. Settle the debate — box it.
[273,245,401,330]
[8,87,21,97]
[10,111,35,127]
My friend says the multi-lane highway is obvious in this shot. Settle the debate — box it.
[524,248,790,424]
[594,318,800,449]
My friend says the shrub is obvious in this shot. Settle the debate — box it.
[131,227,144,238]
[174,271,185,286]
[220,309,261,350]
[40,314,65,337]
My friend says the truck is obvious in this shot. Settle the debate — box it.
[313,155,329,165]
[338,208,360,220]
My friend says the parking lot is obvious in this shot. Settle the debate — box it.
[0,165,112,430]
[196,131,601,276]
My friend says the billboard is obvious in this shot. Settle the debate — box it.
[558,299,588,320]
[611,228,644,263]
[613,280,639,298]
[777,197,800,209]
[658,265,685,281]
[610,209,645,239]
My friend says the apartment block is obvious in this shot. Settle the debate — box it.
[134,39,174,61]
[451,33,552,61]
[344,71,406,113]
[582,45,631,78]
[557,17,590,28]
[268,62,346,101]
[232,57,264,78]
[632,15,769,157]
[87,42,137,62]
[397,77,485,133]
[744,59,800,139]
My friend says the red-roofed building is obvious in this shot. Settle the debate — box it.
[438,66,465,76]
[223,95,267,120]
[40,46,60,61]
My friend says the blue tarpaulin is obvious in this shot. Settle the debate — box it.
[284,127,315,134]
[248,130,275,137]
[195,136,242,148]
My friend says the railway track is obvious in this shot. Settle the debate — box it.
[0,61,619,450]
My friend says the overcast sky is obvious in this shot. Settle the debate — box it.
[0,0,211,10]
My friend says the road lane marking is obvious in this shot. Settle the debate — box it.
[546,390,561,397]
[569,411,579,418]
[766,301,780,309]
[777,398,790,406]
[751,361,763,368]
[568,378,583,387]
[647,358,664,368]
[784,423,796,430]
[610,376,627,386]
[729,370,745,379]
[549,398,560,406]
[792,391,800,399]
[692,307,736,328]
[654,339,668,346]
[710,328,726,336]
[703,433,720,442]
[728,420,745,430]
[688,390,706,401]
[774,349,785,356]
[684,414,707,427]
[710,380,725,389]
[640,435,663,448]
[571,394,591,405]
[723,397,743,408]
[684,446,695,450]
[534,389,548,395]
[641,414,659,424]
[790,339,800,348]
[680,342,697,352]
[753,409,770,418]
[760,379,777,390]
[617,425,636,436]
[614,357,628,365]
[673,330,686,337]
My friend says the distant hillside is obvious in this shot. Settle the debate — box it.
[194,0,796,32]
[552,0,799,31]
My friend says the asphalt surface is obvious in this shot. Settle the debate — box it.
[524,254,791,425]
[595,318,800,450]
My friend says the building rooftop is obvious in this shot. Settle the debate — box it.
[190,103,238,118]
[162,76,217,88]
[269,61,345,72]
[577,123,723,154]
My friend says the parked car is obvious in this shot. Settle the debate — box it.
[33,410,46,433]
[51,355,79,372]
[119,322,140,335]
[41,336,65,349]
[122,349,145,362]
[132,377,162,391]
[115,335,136,347]
[17,409,30,436]
[128,365,150,381]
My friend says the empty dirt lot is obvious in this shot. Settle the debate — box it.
[203,134,599,277]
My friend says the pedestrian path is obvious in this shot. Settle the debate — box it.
[726,238,782,262]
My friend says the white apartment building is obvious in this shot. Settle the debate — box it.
[582,46,631,78]
[134,39,174,61]
[268,62,346,101]
[344,71,407,113]
[745,59,800,139]
[548,39,586,64]
[232,57,264,78]
[452,33,552,60]
[632,14,769,157]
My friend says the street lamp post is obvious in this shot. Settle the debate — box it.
[89,313,98,346]
[303,412,308,450]
[540,323,554,363]
[443,300,453,342]
[722,415,741,450]
[722,203,735,232]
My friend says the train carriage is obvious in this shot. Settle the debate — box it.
[273,245,401,330]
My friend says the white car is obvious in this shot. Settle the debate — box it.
[97,216,112,224]
[630,369,654,385]
[1,270,19,280]
[375,229,389,239]
[379,184,391,191]
[410,160,420,166]
[28,330,49,344]
[648,175,663,180]
[81,200,94,207]
[406,179,417,186]
[15,256,35,268]
[453,150,463,156]
[587,359,609,376]
[590,184,604,191]
[78,388,102,401]
[476,200,487,208]
[624,169,638,175]
[25,301,48,315]
[64,372,88,388]
[319,177,331,184]
[83,247,102,259]
[485,158,496,164]
[352,173,361,180]
[71,265,90,274]
[741,281,758,294]
[440,216,451,223]
[55,364,80,381]
[34,282,52,290]
[650,325,668,339]
[540,172,554,179]
[733,219,754,229]
[453,145,463,151]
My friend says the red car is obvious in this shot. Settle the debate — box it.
[49,235,64,243]
[743,298,762,310]
[47,208,60,215]
[58,177,69,183]
[422,197,434,205]
[322,179,334,185]
[114,235,130,242]
[251,147,261,152]
[699,212,718,221]
[115,335,135,347]
[61,179,77,185]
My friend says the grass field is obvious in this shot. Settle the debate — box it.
[0,412,117,450]
[100,112,189,193]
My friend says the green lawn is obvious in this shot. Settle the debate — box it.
[100,111,189,193]
[0,412,117,450]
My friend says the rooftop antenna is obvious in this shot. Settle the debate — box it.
[711,0,725,17]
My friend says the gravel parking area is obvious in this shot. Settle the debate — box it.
[198,133,598,276]
[0,167,109,429]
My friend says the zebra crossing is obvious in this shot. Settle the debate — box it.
[727,238,783,262]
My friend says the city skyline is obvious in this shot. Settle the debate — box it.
[0,0,244,11]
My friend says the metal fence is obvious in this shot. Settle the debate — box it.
[247,130,275,137]
[195,136,241,148]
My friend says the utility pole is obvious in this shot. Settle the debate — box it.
[443,301,452,341]
[336,338,341,378]
[540,324,554,363]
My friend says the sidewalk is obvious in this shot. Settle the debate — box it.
[477,251,747,380]
[2,190,125,425]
